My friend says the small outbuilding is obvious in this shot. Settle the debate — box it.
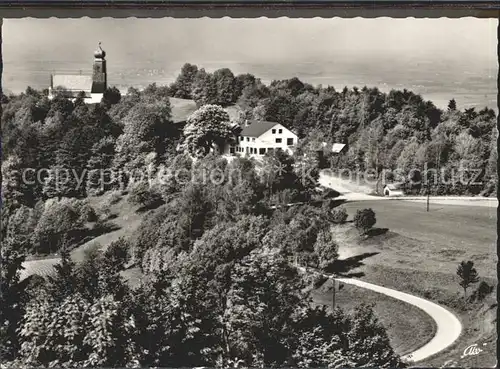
[383,183,404,197]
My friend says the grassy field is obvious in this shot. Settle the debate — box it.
[342,201,496,279]
[337,201,497,367]
[311,280,436,356]
[20,192,143,280]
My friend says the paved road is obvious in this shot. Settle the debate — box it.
[319,171,497,207]
[336,277,462,363]
[297,267,462,363]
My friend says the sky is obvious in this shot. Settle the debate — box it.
[1,17,497,108]
[3,17,496,63]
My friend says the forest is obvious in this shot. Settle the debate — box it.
[0,63,497,367]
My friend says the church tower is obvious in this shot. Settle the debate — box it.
[91,42,107,93]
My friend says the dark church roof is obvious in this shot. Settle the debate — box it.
[240,120,279,137]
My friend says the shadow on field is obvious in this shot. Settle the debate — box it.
[366,227,389,237]
[326,252,380,278]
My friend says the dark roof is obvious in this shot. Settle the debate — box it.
[52,75,92,92]
[240,120,279,137]
[385,183,404,190]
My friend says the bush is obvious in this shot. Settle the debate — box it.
[331,206,348,224]
[128,183,163,211]
[321,187,341,200]
[95,203,112,221]
[353,208,376,235]
[93,218,117,235]
[79,203,98,223]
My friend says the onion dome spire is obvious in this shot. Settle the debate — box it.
[94,41,106,59]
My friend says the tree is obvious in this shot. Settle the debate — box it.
[353,208,376,235]
[181,104,233,157]
[447,98,457,111]
[294,150,320,201]
[17,293,138,367]
[261,149,301,203]
[191,69,217,106]
[85,136,116,195]
[331,206,348,224]
[47,242,77,302]
[31,200,84,254]
[0,236,26,360]
[313,229,339,270]
[42,165,80,199]
[212,68,237,106]
[101,86,122,108]
[223,248,309,367]
[103,238,130,273]
[128,182,163,210]
[171,63,199,99]
[347,303,405,368]
[456,260,480,302]
[1,154,34,207]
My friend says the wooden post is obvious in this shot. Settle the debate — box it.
[426,167,430,212]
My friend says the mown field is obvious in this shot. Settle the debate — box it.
[338,200,497,367]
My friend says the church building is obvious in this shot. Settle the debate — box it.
[48,42,107,104]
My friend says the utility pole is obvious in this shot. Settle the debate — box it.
[332,278,336,310]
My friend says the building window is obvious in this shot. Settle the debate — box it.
[275,138,282,143]
[246,137,250,142]
[268,148,274,153]
[259,148,266,155]
[272,129,276,134]
[240,136,244,141]
[252,137,255,141]
[230,147,235,154]
[287,138,294,146]
[278,129,282,134]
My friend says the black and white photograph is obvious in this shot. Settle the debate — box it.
[0,14,497,368]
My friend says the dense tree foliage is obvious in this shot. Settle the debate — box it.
[180,104,234,157]
[163,65,497,196]
[353,208,377,235]
[2,61,495,367]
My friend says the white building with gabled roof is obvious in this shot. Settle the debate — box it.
[48,42,107,104]
[224,120,298,157]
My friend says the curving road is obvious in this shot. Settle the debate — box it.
[297,266,462,363]
[318,171,498,208]
[336,277,462,363]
